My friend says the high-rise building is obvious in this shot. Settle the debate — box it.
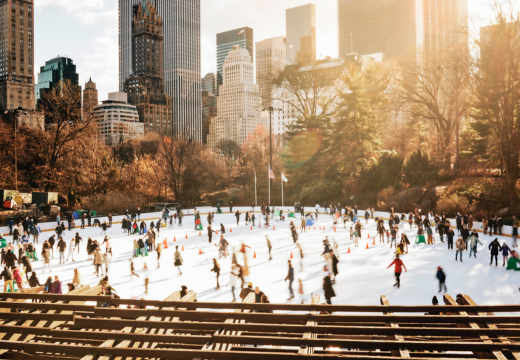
[202,72,215,95]
[337,0,422,60]
[83,77,98,121]
[34,56,80,107]
[423,0,468,55]
[119,0,201,140]
[286,4,316,64]
[201,90,216,145]
[216,27,253,96]
[0,0,35,111]
[124,1,172,135]
[93,92,143,145]
[256,36,286,108]
[207,45,264,152]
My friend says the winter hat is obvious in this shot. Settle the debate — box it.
[432,296,439,305]
[437,266,442,271]
[247,282,253,288]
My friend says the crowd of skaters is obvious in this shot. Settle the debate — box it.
[1,202,519,306]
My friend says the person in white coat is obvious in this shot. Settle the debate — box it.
[228,264,239,302]
[66,238,75,262]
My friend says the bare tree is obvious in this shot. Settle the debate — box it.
[470,2,520,213]
[216,139,241,183]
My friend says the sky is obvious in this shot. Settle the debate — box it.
[34,0,501,103]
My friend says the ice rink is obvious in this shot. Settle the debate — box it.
[4,207,519,305]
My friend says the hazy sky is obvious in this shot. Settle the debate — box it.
[35,0,502,102]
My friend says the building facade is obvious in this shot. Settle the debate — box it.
[119,0,201,140]
[423,0,468,55]
[83,77,98,121]
[0,0,35,111]
[201,90,215,144]
[216,27,253,96]
[93,92,143,145]
[34,56,80,106]
[124,1,173,135]
[286,4,316,65]
[202,72,215,95]
[207,45,264,152]
[256,36,286,108]
[337,0,422,60]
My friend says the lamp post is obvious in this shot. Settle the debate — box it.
[4,107,27,191]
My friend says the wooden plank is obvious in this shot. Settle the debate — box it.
[381,295,410,358]
[0,292,110,302]
[299,293,319,355]
[443,294,506,360]
[462,295,520,360]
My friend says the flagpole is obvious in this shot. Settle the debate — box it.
[281,172,284,208]
[255,172,257,206]
[268,167,270,206]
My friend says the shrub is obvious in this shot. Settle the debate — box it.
[377,187,395,203]
[360,152,404,192]
[404,148,437,186]
[82,193,143,216]
[436,193,475,217]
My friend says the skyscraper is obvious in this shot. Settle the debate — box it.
[256,36,286,108]
[202,72,215,95]
[286,4,316,64]
[423,0,468,54]
[83,77,98,121]
[124,1,172,135]
[201,90,215,145]
[0,0,35,111]
[207,45,264,151]
[337,0,422,60]
[34,56,80,107]
[216,27,253,96]
[119,0,201,140]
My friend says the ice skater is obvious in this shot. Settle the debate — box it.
[285,260,294,300]
[436,266,447,293]
[387,254,407,288]
[174,245,183,275]
[211,258,220,290]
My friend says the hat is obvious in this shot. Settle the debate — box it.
[437,266,442,271]
[248,282,253,287]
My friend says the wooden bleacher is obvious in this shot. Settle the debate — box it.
[0,292,517,359]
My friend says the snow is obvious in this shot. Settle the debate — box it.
[4,207,519,306]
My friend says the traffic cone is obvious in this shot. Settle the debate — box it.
[230,228,232,233]
[250,226,253,230]
[347,247,350,253]
[319,227,322,230]
[198,248,202,255]
[323,226,326,230]
[253,252,257,259]
[366,243,369,249]
[367,233,370,239]
[182,245,184,251]
[273,226,275,230]
[185,234,188,239]
[164,241,168,249]
[199,231,201,236]
[290,252,293,259]
[314,227,316,230]
[215,230,218,235]
[372,239,375,245]
[174,237,176,242]
[334,228,336,232]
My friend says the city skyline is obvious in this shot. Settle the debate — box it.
[35,0,502,103]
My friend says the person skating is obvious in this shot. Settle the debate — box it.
[298,278,304,304]
[323,275,336,305]
[74,233,82,254]
[142,263,150,294]
[1,266,13,292]
[228,264,239,302]
[174,245,183,275]
[455,237,464,262]
[266,236,272,260]
[104,249,112,274]
[156,242,162,268]
[512,215,518,247]
[468,232,482,258]
[93,249,103,277]
[207,224,215,244]
[436,266,447,293]
[387,254,407,288]
[447,225,455,250]
[489,238,502,266]
[57,237,66,264]
[129,260,140,278]
[219,235,229,258]
[211,258,220,290]
[502,242,511,266]
[48,235,56,258]
[220,223,225,234]
[285,260,294,300]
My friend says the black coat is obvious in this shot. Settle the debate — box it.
[4,251,17,267]
[323,276,336,300]
[489,241,502,256]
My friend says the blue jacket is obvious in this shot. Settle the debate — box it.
[436,269,446,281]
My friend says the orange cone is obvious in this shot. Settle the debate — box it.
[347,247,350,253]
[182,245,184,251]
[230,228,232,233]
[185,234,188,239]
[253,252,257,259]
[273,226,275,230]
[164,241,168,249]
[367,233,370,239]
[314,226,316,230]
[174,237,176,242]
[319,227,322,230]
[250,226,253,230]
[215,230,218,235]
[366,243,369,249]
[198,248,202,255]
[199,231,201,236]
[323,226,325,230]
[334,228,336,232]
[372,239,375,245]
[290,252,293,259]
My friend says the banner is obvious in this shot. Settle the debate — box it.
[282,173,288,183]
[269,169,275,179]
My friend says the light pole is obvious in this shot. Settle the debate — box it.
[4,107,27,191]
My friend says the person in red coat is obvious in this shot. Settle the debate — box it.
[387,254,407,288]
